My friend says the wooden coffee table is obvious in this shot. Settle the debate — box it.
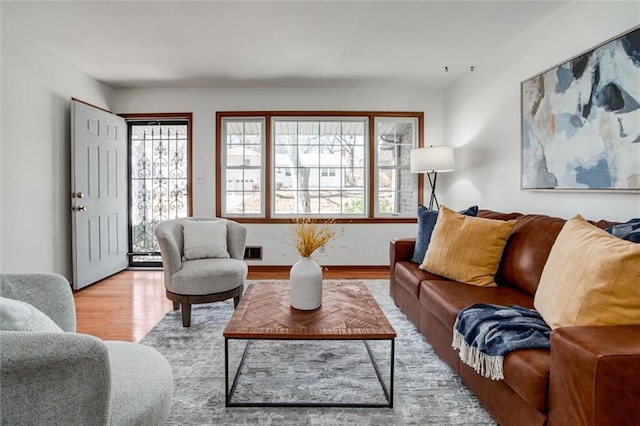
[223,281,396,408]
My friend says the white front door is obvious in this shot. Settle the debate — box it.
[71,100,128,290]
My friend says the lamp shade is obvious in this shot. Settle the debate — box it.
[410,146,455,173]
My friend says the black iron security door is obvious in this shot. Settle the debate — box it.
[128,120,189,267]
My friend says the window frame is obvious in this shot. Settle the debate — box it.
[216,111,424,223]
[220,116,266,218]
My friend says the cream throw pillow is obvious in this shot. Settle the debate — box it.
[182,220,230,261]
[0,297,63,332]
[534,215,640,329]
[420,206,517,287]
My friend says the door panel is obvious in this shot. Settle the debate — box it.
[71,100,128,290]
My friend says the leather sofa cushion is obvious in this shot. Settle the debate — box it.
[477,210,523,221]
[495,214,566,296]
[419,280,534,329]
[394,261,444,299]
[420,280,549,412]
[503,348,551,413]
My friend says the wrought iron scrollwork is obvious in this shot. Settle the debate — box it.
[130,123,188,255]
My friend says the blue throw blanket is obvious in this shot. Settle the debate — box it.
[452,303,551,380]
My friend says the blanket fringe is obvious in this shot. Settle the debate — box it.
[452,330,504,380]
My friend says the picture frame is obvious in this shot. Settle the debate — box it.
[521,25,640,191]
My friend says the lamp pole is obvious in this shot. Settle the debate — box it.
[427,171,439,210]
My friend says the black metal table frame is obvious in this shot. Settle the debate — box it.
[224,337,395,408]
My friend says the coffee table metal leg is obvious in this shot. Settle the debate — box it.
[390,338,395,407]
[225,339,253,407]
[363,338,395,408]
[224,338,229,406]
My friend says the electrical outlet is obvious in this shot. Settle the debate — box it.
[196,176,205,184]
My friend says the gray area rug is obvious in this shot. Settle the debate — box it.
[140,280,496,425]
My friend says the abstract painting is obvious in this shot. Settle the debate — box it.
[521,26,640,190]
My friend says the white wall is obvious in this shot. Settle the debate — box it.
[1,33,114,277]
[6,1,636,274]
[114,85,443,265]
[442,1,640,222]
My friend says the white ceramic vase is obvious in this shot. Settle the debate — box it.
[289,257,323,310]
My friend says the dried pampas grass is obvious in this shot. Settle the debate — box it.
[291,218,342,258]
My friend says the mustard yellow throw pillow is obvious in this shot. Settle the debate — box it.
[534,215,640,329]
[420,206,517,287]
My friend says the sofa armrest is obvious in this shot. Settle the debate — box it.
[0,331,111,425]
[549,325,640,426]
[390,237,416,264]
[390,238,417,299]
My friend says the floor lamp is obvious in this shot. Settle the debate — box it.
[410,146,455,210]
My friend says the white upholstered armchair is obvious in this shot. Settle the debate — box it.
[154,217,248,327]
[0,273,173,425]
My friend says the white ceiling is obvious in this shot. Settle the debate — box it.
[1,0,569,89]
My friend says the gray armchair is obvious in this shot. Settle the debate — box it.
[154,217,248,327]
[0,273,173,425]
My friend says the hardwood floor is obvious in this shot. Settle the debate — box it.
[73,270,171,342]
[73,267,389,342]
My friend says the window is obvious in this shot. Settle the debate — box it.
[375,117,417,217]
[273,119,367,216]
[217,112,423,222]
[124,113,192,266]
[221,118,265,216]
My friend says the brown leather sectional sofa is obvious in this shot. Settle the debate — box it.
[390,209,640,426]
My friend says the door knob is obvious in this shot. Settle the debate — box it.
[72,205,87,212]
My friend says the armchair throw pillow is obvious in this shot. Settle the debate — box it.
[182,220,230,261]
[421,206,517,287]
[534,215,640,329]
[0,297,63,332]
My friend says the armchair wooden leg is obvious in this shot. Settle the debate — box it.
[166,287,242,326]
[232,285,243,309]
[181,300,192,327]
